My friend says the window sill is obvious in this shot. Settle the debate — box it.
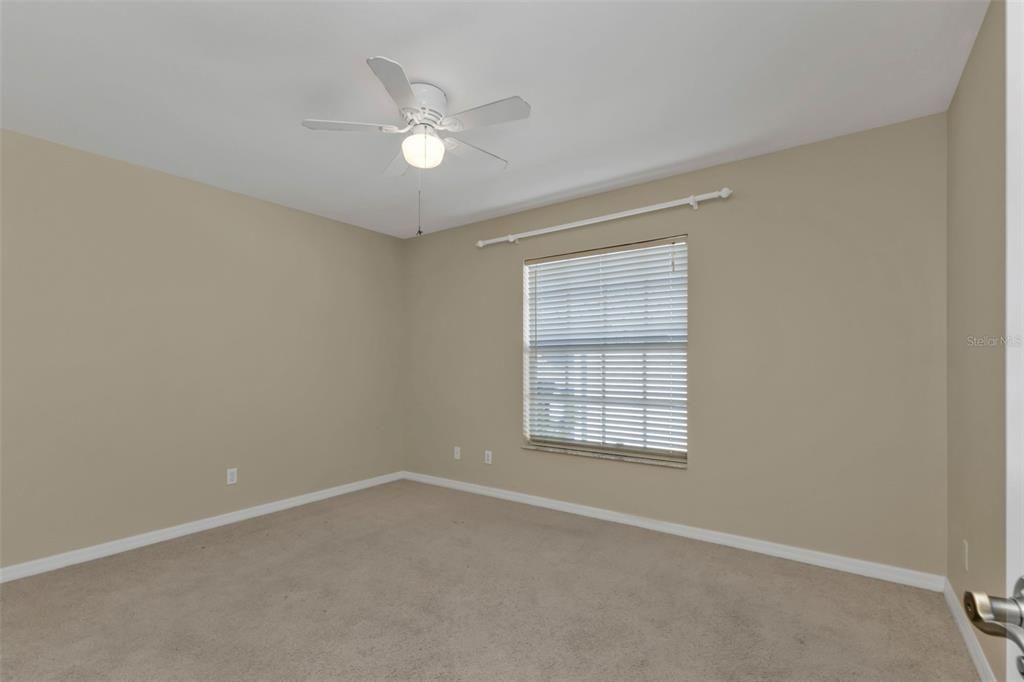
[523,443,687,469]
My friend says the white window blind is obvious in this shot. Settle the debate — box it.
[523,237,688,464]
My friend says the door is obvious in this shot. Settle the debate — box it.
[966,3,1024,678]
[1007,1,1023,679]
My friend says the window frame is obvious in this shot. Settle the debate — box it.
[521,235,688,469]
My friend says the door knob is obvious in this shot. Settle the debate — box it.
[964,578,1024,678]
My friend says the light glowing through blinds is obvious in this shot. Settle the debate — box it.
[524,238,688,461]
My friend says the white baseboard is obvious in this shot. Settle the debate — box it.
[943,579,996,681]
[0,469,947,596]
[0,471,403,583]
[402,471,946,592]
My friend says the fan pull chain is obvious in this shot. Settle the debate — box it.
[416,169,423,236]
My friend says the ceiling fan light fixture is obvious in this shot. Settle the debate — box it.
[301,57,528,176]
[402,125,445,169]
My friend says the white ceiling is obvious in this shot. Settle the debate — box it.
[2,1,986,237]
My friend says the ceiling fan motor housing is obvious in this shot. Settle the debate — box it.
[407,82,448,127]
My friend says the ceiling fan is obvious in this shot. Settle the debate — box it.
[302,57,530,175]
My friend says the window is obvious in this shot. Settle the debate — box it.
[523,236,688,467]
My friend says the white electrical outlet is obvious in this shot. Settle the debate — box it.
[226,467,238,486]
[484,449,493,465]
[963,539,969,572]
[454,446,461,461]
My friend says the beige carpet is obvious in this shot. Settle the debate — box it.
[1,480,976,681]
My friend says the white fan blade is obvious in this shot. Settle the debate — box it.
[444,137,509,170]
[302,119,401,133]
[384,151,408,177]
[366,56,418,112]
[441,96,530,131]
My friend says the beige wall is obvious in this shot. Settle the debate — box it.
[0,130,406,566]
[403,114,950,575]
[0,109,965,584]
[947,0,1007,676]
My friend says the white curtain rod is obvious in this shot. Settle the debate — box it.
[475,187,733,248]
